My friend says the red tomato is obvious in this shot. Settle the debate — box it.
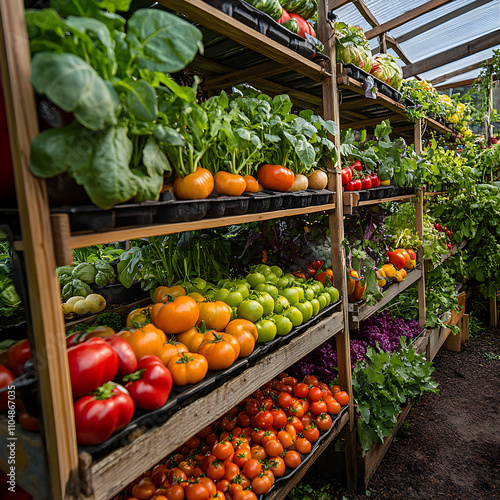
[0,365,14,412]
[5,339,31,376]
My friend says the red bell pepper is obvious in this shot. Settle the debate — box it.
[124,355,173,411]
[67,338,119,399]
[307,266,316,278]
[309,260,325,271]
[0,365,14,412]
[361,176,372,189]
[341,167,352,185]
[386,250,406,270]
[292,271,306,281]
[369,173,381,188]
[350,160,363,172]
[104,335,138,378]
[74,382,135,445]
[5,339,31,377]
[315,270,333,286]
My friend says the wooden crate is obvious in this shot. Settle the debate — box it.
[443,313,469,352]
[427,292,466,360]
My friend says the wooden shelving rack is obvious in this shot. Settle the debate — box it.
[0,0,353,498]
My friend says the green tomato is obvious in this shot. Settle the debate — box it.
[283,273,295,280]
[246,272,266,289]
[294,286,305,302]
[233,284,249,300]
[214,288,229,302]
[270,265,283,278]
[192,277,206,290]
[256,264,272,275]
[316,293,327,310]
[310,281,323,295]
[324,286,340,303]
[303,286,315,301]
[274,295,290,314]
[217,279,231,288]
[255,283,279,297]
[233,279,251,290]
[238,299,264,322]
[273,314,293,336]
[280,287,300,305]
[255,292,274,316]
[277,277,291,289]
[283,306,303,327]
[180,281,196,294]
[226,291,244,308]
[320,291,332,307]
[204,289,216,299]
[296,301,313,322]
[255,319,277,343]
[310,298,320,316]
[264,272,278,285]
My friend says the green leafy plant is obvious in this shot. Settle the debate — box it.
[0,242,22,317]
[27,1,203,208]
[354,338,439,456]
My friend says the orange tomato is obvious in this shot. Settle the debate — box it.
[153,285,186,303]
[198,301,232,331]
[126,323,167,359]
[126,305,153,328]
[243,175,259,193]
[174,168,214,200]
[214,171,247,196]
[198,332,240,370]
[224,320,256,358]
[177,326,206,353]
[158,340,189,366]
[167,353,208,386]
[151,296,200,334]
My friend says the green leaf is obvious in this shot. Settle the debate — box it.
[70,125,136,209]
[153,125,186,147]
[142,137,171,177]
[30,52,118,130]
[130,167,163,203]
[30,122,93,178]
[96,0,132,12]
[119,79,158,122]
[127,9,203,74]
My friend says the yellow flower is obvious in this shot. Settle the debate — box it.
[262,250,267,264]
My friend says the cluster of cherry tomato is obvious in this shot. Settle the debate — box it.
[117,373,349,500]
[341,160,382,192]
[434,221,452,250]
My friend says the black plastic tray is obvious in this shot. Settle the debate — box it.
[259,404,349,499]
[343,63,413,107]
[203,0,319,60]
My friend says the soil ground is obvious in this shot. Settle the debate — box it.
[289,325,500,499]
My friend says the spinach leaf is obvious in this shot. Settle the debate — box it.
[30,122,93,178]
[70,125,136,209]
[30,52,119,130]
[130,167,163,203]
[142,137,171,177]
[127,9,203,74]
[116,78,158,122]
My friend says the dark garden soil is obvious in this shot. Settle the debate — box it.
[290,326,500,500]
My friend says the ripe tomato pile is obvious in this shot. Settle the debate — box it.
[117,373,349,500]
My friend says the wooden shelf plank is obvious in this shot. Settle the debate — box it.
[265,410,350,500]
[162,0,329,82]
[67,203,336,249]
[349,269,422,327]
[83,311,344,500]
[358,193,416,206]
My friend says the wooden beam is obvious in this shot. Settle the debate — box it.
[365,0,454,39]
[402,29,500,78]
[0,1,80,498]
[340,113,402,129]
[395,0,494,44]
[379,33,387,54]
[328,0,353,9]
[203,61,296,89]
[160,0,329,82]
[431,59,491,85]
[386,36,412,66]
[354,0,379,27]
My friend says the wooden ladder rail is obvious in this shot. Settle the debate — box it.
[0,1,80,498]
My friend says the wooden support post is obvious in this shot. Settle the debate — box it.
[414,120,426,328]
[318,0,356,490]
[490,295,497,327]
[379,33,387,54]
[0,1,80,498]
[485,71,494,145]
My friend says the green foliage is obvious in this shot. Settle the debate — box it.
[353,338,439,456]
[288,483,336,500]
[27,2,202,208]
[93,312,123,332]
[117,231,232,290]
[383,202,422,250]
[0,243,22,317]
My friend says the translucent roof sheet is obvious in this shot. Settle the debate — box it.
[332,0,500,86]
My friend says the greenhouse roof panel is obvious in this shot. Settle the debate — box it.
[332,0,500,86]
